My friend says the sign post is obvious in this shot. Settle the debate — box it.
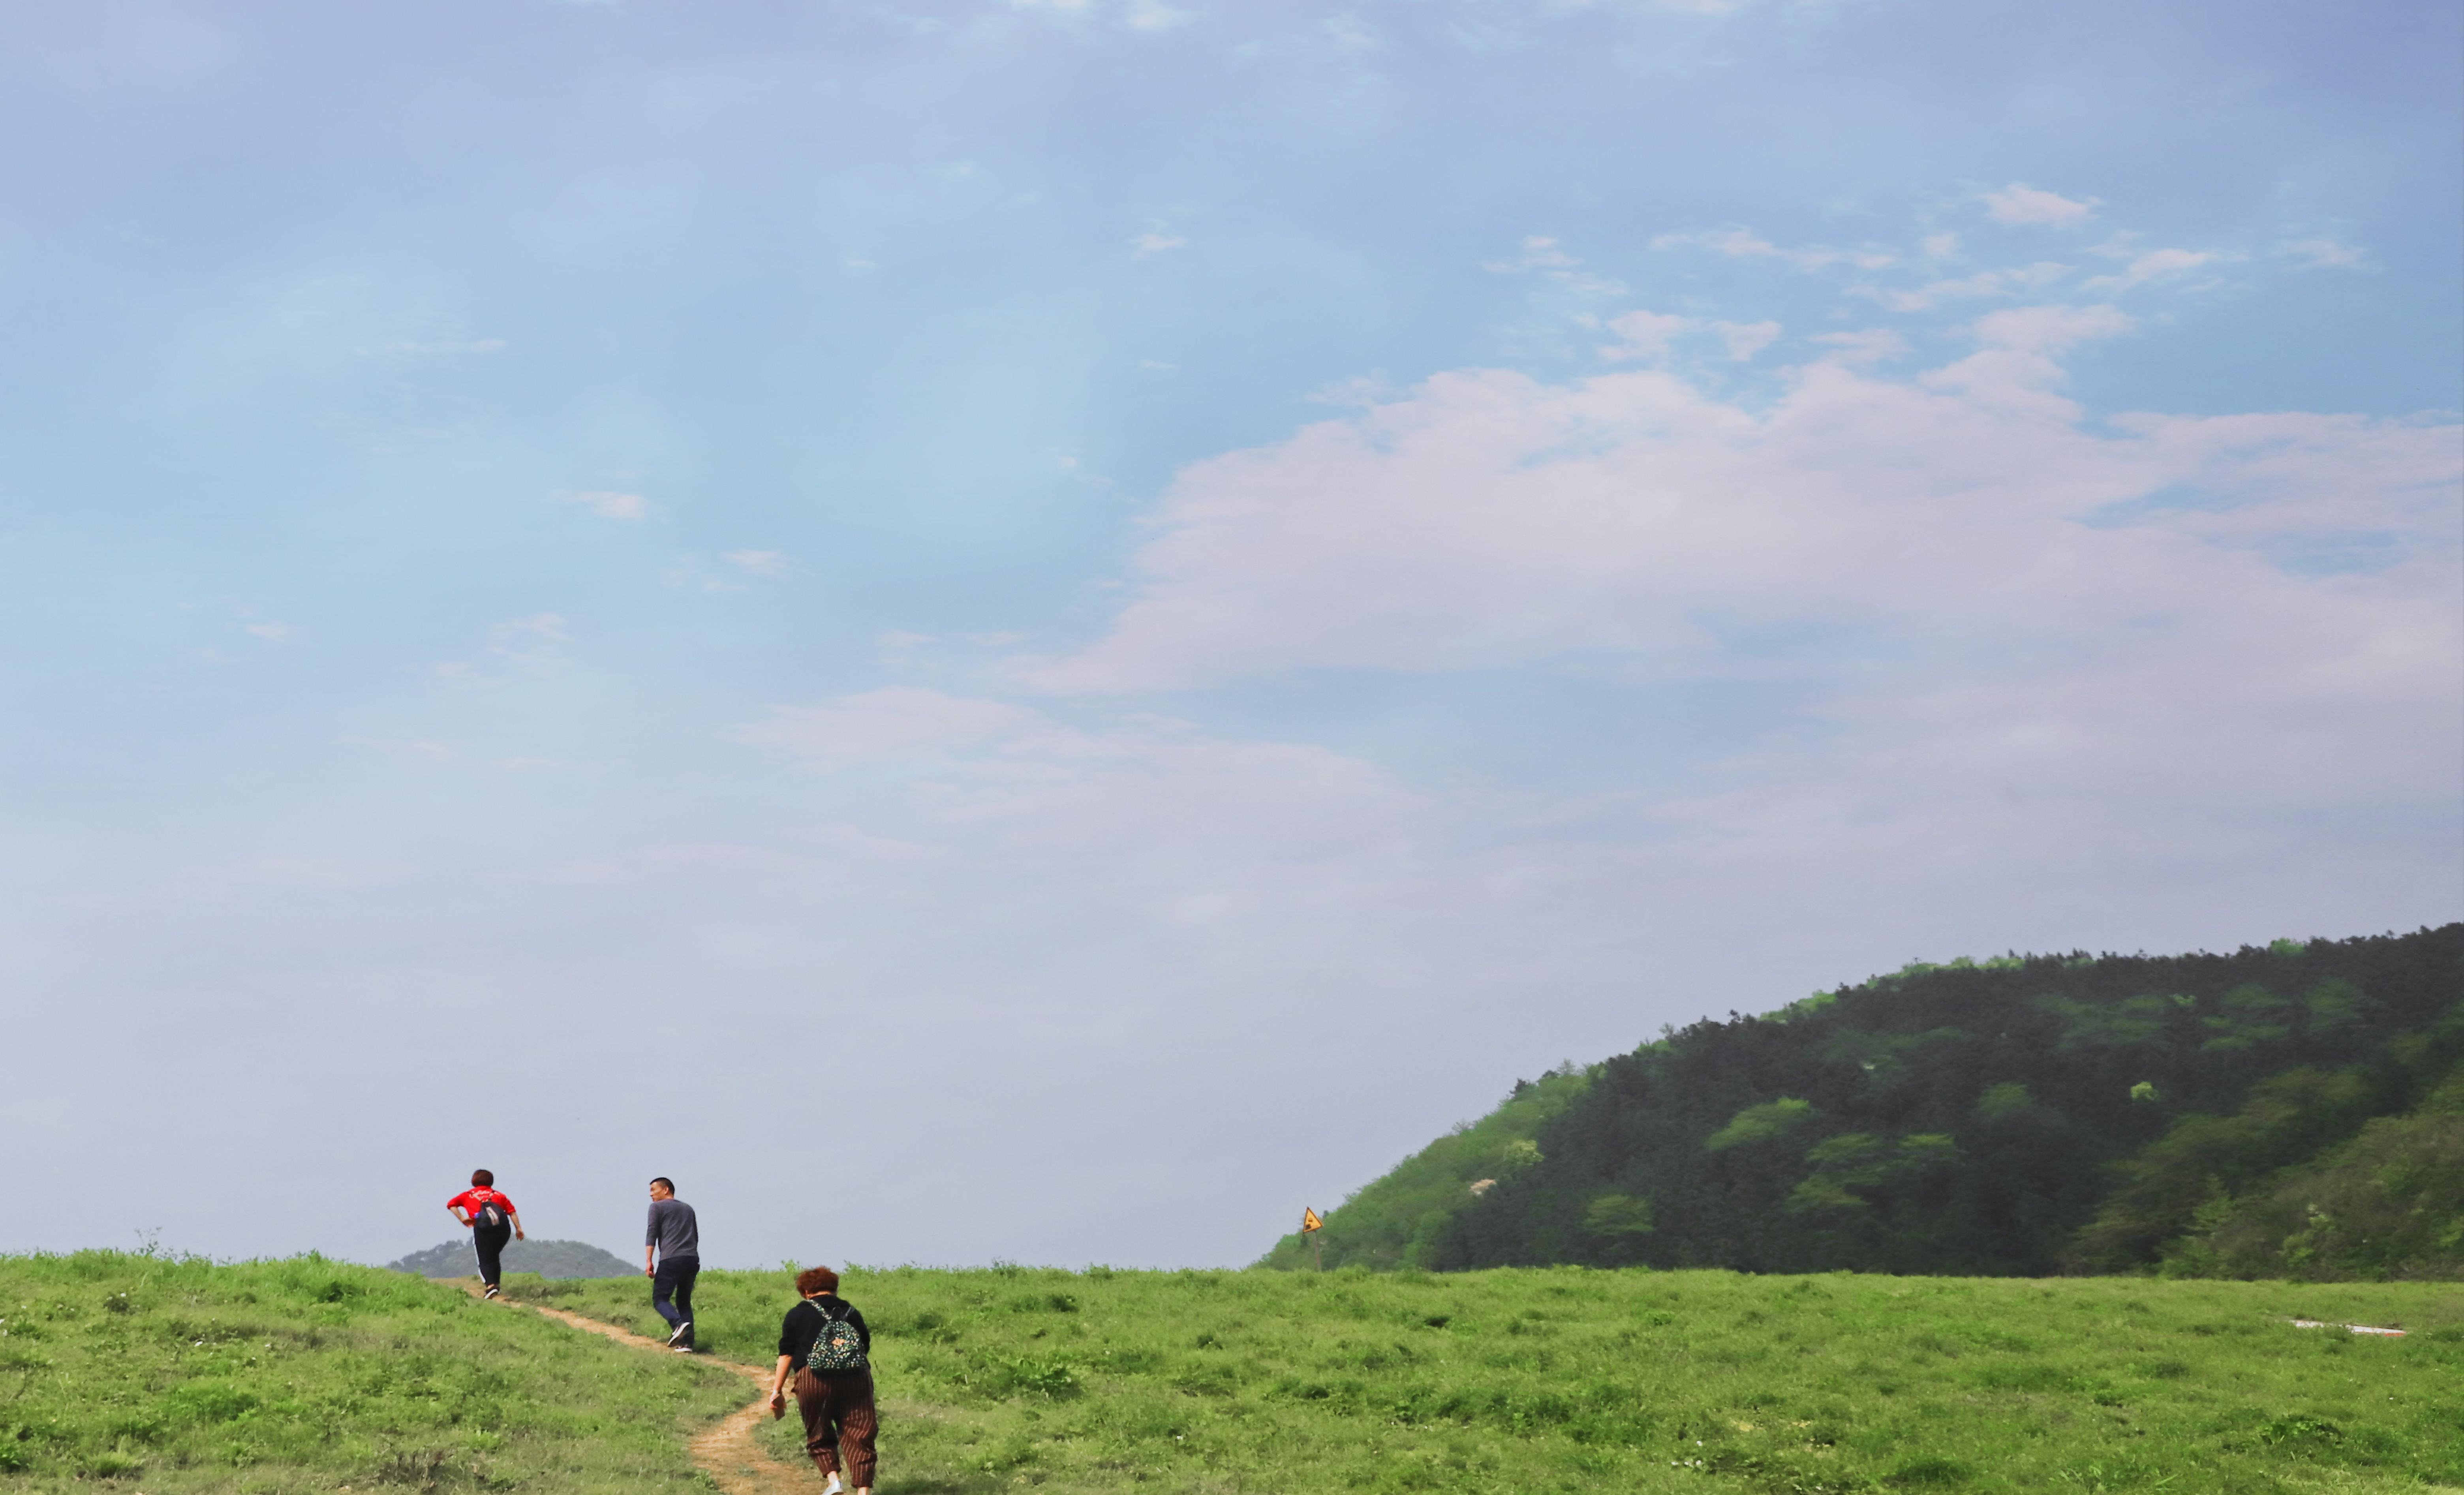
[1301,1207,1324,1271]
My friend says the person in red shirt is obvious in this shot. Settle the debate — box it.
[445,1170,525,1299]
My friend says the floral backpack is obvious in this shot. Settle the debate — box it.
[805,1300,868,1373]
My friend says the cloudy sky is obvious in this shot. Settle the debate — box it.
[3,0,2457,1271]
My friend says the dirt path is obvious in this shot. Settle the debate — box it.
[449,1280,822,1493]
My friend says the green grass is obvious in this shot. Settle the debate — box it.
[6,1251,2455,1492]
[516,1265,2464,1494]
[0,1251,746,1492]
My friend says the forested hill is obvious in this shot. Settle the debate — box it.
[1262,926,2464,1279]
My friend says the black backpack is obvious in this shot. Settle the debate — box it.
[805,1300,868,1374]
[472,1193,508,1229]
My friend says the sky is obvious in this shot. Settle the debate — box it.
[1,0,2458,1272]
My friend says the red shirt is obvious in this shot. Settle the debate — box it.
[447,1187,516,1225]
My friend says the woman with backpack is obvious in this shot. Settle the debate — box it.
[445,1170,524,1300]
[766,1265,876,1495]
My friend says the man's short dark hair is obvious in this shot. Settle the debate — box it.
[650,1177,674,1192]
[796,1266,840,1296]
[471,1169,494,1187]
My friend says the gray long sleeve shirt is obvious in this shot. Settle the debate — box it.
[647,1198,700,1261]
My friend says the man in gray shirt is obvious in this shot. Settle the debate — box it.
[645,1177,700,1351]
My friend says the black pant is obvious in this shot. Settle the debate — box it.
[652,1255,699,1343]
[472,1223,512,1287]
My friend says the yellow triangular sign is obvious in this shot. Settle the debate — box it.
[1301,1208,1323,1233]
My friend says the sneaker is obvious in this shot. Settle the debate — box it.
[666,1320,693,1347]
[823,1476,843,1495]
[483,1285,500,1300]
[672,1344,695,1353]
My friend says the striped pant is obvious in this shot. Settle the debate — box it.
[792,1368,878,1488]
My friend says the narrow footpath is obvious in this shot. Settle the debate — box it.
[452,1281,821,1493]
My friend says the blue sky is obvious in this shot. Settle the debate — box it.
[2,0,2458,1270]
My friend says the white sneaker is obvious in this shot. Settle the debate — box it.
[666,1320,692,1347]
[822,1476,843,1495]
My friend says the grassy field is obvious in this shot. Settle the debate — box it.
[2,1249,2454,1493]
[0,1250,746,1492]
[514,1264,2463,1495]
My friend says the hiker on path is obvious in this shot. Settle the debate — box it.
[644,1177,699,1351]
[445,1170,524,1300]
[767,1266,877,1495]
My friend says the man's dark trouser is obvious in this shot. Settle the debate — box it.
[472,1224,511,1288]
[652,1255,699,1344]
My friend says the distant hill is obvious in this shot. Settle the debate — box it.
[1260,925,2464,1280]
[387,1237,635,1279]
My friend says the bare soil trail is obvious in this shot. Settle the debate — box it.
[447,1279,822,1493]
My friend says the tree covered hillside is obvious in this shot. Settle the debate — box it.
[1254,1064,1596,1271]
[1271,927,2464,1279]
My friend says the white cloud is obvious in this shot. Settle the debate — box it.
[1021,314,2455,709]
[1007,0,1190,31]
[491,612,567,650]
[1132,230,1188,256]
[1810,329,1909,366]
[1484,235,1626,296]
[554,489,650,521]
[344,738,579,775]
[722,549,791,577]
[2083,248,2220,292]
[1714,319,1781,362]
[1921,233,1960,259]
[1486,235,1578,273]
[1597,312,1781,364]
[1597,310,1695,363]
[242,621,297,643]
[376,338,508,355]
[1966,302,2133,354]
[739,690,1428,881]
[1649,228,1894,272]
[738,688,1044,771]
[198,855,415,890]
[1855,261,2070,312]
[345,736,469,769]
[945,327,2459,1022]
[436,613,571,682]
[1122,0,1189,30]
[2286,238,2368,270]
[661,558,744,593]
[1308,376,1395,408]
[1984,184,2099,227]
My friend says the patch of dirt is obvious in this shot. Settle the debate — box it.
[690,1397,816,1495]
[447,1278,823,1491]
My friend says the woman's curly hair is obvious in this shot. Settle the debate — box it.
[795,1265,840,1296]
